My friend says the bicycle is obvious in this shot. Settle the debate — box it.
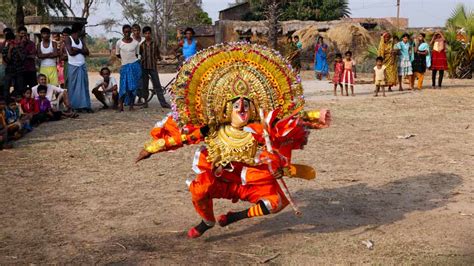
[134,76,176,107]
[135,54,183,107]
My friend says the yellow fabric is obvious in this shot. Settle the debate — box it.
[415,72,424,89]
[247,204,264,217]
[40,66,59,86]
[377,37,398,86]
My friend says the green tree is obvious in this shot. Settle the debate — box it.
[241,0,351,21]
[316,0,350,21]
[444,4,474,78]
[194,10,212,25]
[0,1,15,27]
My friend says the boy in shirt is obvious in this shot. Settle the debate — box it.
[35,85,63,123]
[139,26,170,109]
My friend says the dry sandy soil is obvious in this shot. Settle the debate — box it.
[1,72,473,264]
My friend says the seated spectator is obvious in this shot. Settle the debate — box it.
[20,88,38,114]
[0,98,12,149]
[92,67,119,109]
[2,97,27,140]
[32,74,70,110]
[34,85,63,123]
[20,88,41,126]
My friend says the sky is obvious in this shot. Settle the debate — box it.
[87,0,474,36]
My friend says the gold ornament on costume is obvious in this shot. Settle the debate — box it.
[206,125,258,167]
[170,43,304,128]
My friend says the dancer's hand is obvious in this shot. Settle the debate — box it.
[273,168,284,179]
[135,149,151,163]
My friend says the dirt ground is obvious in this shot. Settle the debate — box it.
[1,72,473,264]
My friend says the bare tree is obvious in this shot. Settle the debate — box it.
[62,0,109,19]
[118,0,148,25]
[145,0,175,52]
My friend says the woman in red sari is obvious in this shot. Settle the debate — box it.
[430,32,448,89]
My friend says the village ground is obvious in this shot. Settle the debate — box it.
[0,71,473,264]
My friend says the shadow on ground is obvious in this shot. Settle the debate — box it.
[206,172,462,241]
[74,172,461,264]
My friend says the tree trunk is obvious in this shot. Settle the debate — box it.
[265,0,280,49]
[160,0,171,54]
[15,0,25,28]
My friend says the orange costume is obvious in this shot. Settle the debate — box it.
[137,43,331,238]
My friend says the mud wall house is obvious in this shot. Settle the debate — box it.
[219,2,251,21]
[24,16,87,43]
[343,17,409,30]
[215,20,347,45]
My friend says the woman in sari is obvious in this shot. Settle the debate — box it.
[314,36,329,80]
[377,32,398,91]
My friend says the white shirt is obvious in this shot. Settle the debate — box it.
[116,39,139,65]
[40,40,57,67]
[32,84,64,101]
[136,36,145,45]
[94,76,118,96]
[374,65,386,81]
[67,36,86,66]
[136,37,145,59]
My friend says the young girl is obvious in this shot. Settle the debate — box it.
[332,53,344,96]
[430,32,448,88]
[373,56,387,97]
[342,51,356,96]
[395,33,414,91]
[412,33,430,90]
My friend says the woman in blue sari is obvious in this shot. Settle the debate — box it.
[314,36,329,80]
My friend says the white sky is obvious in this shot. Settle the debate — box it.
[87,0,474,36]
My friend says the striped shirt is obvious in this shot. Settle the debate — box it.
[139,40,161,70]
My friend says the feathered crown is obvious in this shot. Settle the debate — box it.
[170,42,304,127]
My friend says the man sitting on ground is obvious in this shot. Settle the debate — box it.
[92,67,119,109]
[32,74,78,118]
[32,74,70,109]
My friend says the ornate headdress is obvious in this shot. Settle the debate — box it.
[170,43,304,127]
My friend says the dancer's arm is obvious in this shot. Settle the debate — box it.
[136,118,207,163]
